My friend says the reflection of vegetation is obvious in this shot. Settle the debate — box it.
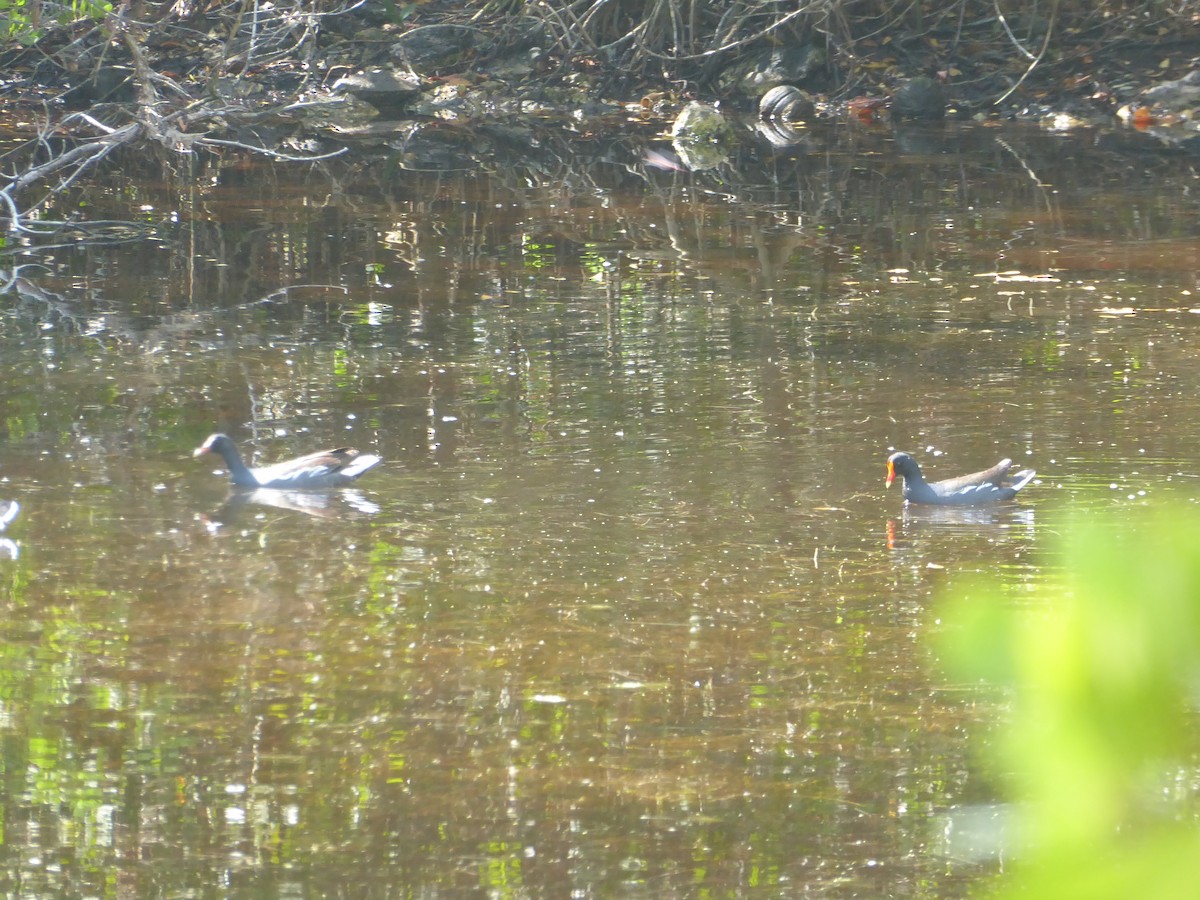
[938,509,1200,898]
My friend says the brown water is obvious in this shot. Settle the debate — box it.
[1,120,1198,896]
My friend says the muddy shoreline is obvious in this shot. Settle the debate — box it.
[0,0,1197,227]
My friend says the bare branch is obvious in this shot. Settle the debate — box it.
[198,138,349,162]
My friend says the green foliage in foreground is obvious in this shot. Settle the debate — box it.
[0,0,111,45]
[937,508,1200,899]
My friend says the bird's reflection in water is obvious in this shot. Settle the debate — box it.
[902,503,1036,528]
[887,504,1036,550]
[199,489,380,531]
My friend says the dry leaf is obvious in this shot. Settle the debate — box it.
[1132,106,1156,126]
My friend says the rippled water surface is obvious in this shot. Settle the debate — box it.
[2,120,1199,896]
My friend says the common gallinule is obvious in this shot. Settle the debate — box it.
[194,433,381,490]
[886,451,1035,505]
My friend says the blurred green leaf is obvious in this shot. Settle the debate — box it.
[936,507,1200,898]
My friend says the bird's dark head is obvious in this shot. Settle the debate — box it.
[886,451,918,487]
[194,433,233,459]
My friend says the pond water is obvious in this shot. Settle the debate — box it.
[2,118,1199,896]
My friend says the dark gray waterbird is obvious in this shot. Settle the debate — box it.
[195,433,381,490]
[885,451,1035,505]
